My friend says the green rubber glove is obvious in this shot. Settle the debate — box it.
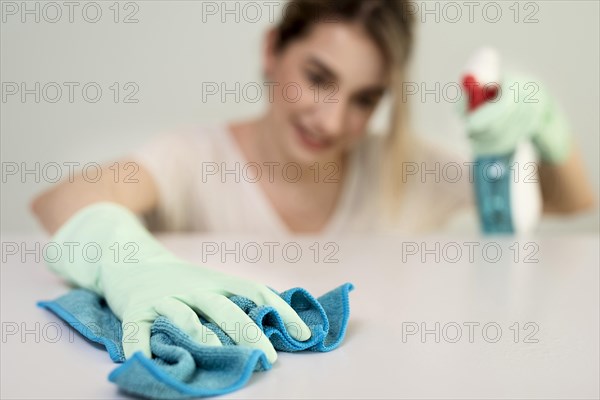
[45,202,311,362]
[460,73,572,164]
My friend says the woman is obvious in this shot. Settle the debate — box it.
[31,0,594,364]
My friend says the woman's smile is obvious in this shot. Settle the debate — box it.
[291,120,333,152]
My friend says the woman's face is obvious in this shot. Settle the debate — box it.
[264,21,389,165]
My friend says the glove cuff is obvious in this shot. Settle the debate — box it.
[532,99,572,164]
[46,202,163,295]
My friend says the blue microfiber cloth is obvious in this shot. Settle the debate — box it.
[37,283,354,399]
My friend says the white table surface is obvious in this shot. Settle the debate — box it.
[1,233,599,399]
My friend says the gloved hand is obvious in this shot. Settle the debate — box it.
[45,202,311,363]
[459,73,572,164]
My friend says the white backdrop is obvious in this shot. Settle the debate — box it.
[1,0,598,233]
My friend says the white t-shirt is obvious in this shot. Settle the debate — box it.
[129,124,474,235]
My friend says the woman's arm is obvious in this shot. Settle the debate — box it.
[538,145,596,214]
[32,162,311,363]
[30,159,159,234]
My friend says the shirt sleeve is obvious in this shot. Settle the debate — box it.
[128,129,199,232]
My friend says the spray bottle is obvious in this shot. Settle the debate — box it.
[461,47,542,234]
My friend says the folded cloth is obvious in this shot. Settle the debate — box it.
[38,283,354,399]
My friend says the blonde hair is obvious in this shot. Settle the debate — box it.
[273,0,416,217]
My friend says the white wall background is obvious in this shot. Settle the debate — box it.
[1,0,598,233]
